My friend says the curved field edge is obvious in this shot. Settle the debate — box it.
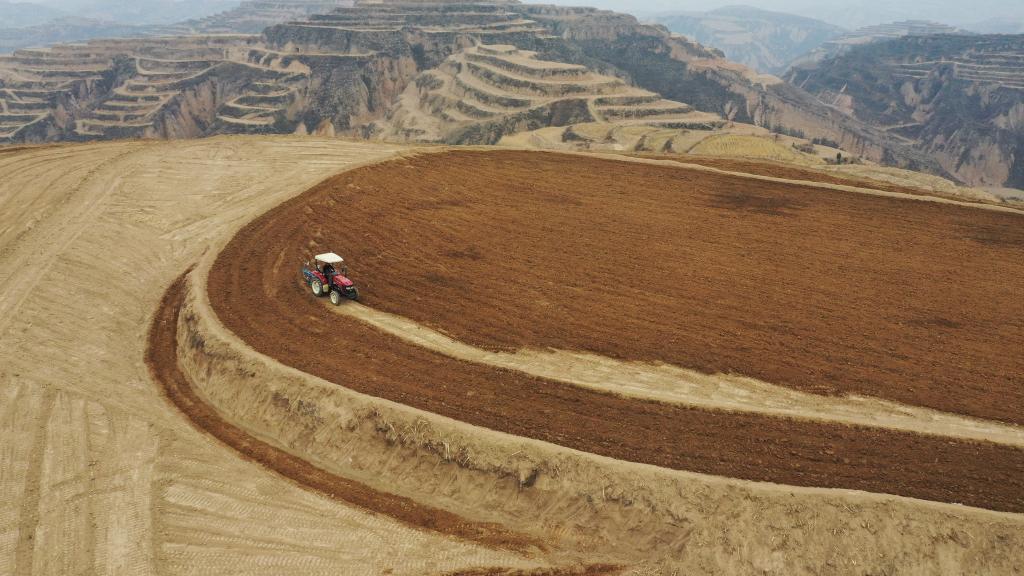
[145,270,543,555]
[153,251,1024,574]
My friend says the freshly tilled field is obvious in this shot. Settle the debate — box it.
[208,150,1024,513]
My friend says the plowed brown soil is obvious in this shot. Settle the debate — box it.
[254,150,1024,424]
[208,151,1024,513]
[147,272,542,553]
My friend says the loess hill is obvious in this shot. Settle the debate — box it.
[0,0,939,176]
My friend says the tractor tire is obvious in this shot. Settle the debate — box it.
[347,287,359,301]
[311,279,323,296]
[329,290,342,306]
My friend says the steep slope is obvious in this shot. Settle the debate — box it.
[652,6,845,74]
[787,34,1024,189]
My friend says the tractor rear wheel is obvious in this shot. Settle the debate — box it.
[311,279,323,296]
[329,290,341,305]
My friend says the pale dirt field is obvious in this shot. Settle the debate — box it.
[0,137,538,576]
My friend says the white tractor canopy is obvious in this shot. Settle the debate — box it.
[314,252,344,264]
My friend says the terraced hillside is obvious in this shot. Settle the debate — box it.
[787,34,1024,189]
[0,0,945,180]
[384,43,724,143]
[0,34,349,141]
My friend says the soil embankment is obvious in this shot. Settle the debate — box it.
[147,272,542,553]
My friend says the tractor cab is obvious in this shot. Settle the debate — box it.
[315,252,347,277]
[301,251,359,303]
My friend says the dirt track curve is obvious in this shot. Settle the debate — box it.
[208,150,1024,513]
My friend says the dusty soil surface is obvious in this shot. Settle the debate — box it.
[147,272,541,553]
[209,151,1024,513]
[0,138,546,576]
[222,149,1024,424]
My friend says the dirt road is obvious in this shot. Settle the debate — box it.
[0,139,543,576]
[208,150,1024,513]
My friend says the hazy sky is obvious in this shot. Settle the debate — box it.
[20,0,1024,29]
[543,0,1024,29]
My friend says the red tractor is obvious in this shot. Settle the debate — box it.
[301,252,359,304]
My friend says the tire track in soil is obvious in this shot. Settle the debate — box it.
[0,145,145,338]
[14,386,56,576]
[145,272,544,555]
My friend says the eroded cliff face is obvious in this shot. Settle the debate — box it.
[786,34,1024,188]
[522,13,940,173]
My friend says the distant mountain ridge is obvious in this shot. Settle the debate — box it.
[786,33,1024,189]
[786,20,970,69]
[652,5,845,74]
[0,1,66,27]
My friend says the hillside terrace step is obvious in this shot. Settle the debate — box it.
[217,114,275,126]
[103,99,161,109]
[0,112,46,123]
[6,88,61,100]
[452,73,534,108]
[465,50,587,79]
[596,100,693,120]
[476,44,518,56]
[113,86,175,99]
[439,107,476,123]
[465,60,623,97]
[3,58,111,70]
[592,93,662,106]
[15,68,105,79]
[136,57,217,68]
[455,97,504,118]
[218,101,281,119]
[616,113,727,129]
[222,100,280,113]
[77,119,153,129]
[248,81,292,94]
[3,99,50,112]
[90,107,154,121]
[235,92,293,106]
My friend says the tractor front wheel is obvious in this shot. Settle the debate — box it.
[329,290,342,305]
[347,287,359,301]
[311,279,324,296]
